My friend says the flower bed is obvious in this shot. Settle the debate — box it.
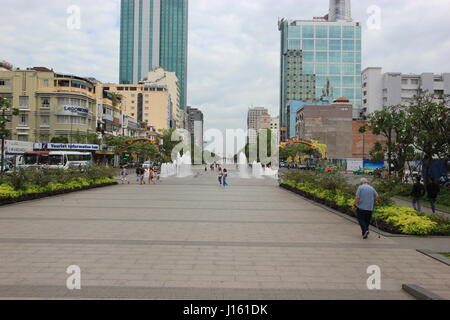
[0,166,118,206]
[0,177,117,206]
[281,178,450,236]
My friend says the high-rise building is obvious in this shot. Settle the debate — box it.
[119,0,188,110]
[362,67,450,115]
[328,0,352,22]
[279,0,362,140]
[247,107,269,144]
[187,107,204,153]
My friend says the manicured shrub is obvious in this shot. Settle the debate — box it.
[281,171,450,236]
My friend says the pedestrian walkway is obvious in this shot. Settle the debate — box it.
[0,167,448,300]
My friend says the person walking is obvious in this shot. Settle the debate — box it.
[218,168,223,186]
[120,166,130,185]
[148,167,155,185]
[222,169,229,187]
[136,166,145,185]
[426,179,440,214]
[355,178,379,239]
[411,176,426,212]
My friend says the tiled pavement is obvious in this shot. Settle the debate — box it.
[0,168,449,300]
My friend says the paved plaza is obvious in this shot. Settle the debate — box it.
[0,168,449,300]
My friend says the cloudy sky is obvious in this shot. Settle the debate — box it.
[1,0,450,154]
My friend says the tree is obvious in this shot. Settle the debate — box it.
[51,136,69,143]
[0,97,19,173]
[408,91,450,182]
[71,131,86,144]
[128,142,158,162]
[368,105,415,178]
[86,133,101,145]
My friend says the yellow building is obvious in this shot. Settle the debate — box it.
[103,67,184,133]
[0,67,97,143]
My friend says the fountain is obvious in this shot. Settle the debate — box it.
[252,161,264,179]
[238,153,250,179]
[177,152,193,178]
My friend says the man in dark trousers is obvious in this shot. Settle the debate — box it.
[411,176,426,212]
[426,179,441,214]
[355,178,379,239]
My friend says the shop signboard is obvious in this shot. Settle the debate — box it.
[43,143,100,151]
[3,140,34,154]
[55,105,89,117]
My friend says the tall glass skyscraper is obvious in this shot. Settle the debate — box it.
[278,0,361,140]
[120,0,188,110]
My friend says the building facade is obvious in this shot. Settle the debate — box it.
[296,98,353,159]
[119,0,188,110]
[362,67,450,115]
[0,68,97,143]
[187,106,204,153]
[279,0,362,140]
[247,107,269,144]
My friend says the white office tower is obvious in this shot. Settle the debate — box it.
[329,0,352,22]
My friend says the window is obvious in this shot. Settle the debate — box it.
[343,52,355,63]
[329,26,341,38]
[18,135,28,142]
[0,80,10,86]
[343,64,354,75]
[57,116,86,124]
[302,51,314,63]
[41,97,50,108]
[316,40,328,51]
[329,52,341,63]
[303,64,314,74]
[315,25,328,38]
[316,64,327,75]
[402,79,408,85]
[343,88,355,99]
[40,115,50,127]
[288,39,301,50]
[329,40,341,50]
[343,40,354,51]
[411,79,419,85]
[19,96,29,108]
[57,97,69,105]
[43,79,50,87]
[19,114,28,126]
[329,64,341,75]
[343,26,354,39]
[302,25,314,38]
[343,76,354,87]
[303,39,314,50]
[316,52,328,63]
[288,26,301,38]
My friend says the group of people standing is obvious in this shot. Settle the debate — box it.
[207,162,229,187]
[119,166,160,185]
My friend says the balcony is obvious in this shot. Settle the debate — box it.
[38,86,96,99]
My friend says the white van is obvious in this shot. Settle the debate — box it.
[18,151,93,170]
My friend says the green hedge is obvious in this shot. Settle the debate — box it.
[0,166,117,200]
[282,171,450,236]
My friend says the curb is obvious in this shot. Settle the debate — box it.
[416,249,450,266]
[402,284,446,300]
